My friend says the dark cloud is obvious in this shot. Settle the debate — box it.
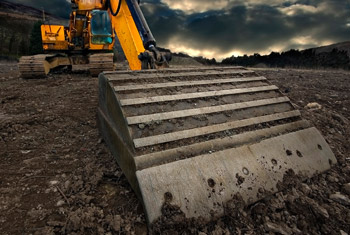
[5,0,350,58]
[141,0,350,58]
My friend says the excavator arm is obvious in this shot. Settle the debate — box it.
[107,0,170,69]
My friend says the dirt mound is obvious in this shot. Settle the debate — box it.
[170,55,204,67]
[0,64,349,234]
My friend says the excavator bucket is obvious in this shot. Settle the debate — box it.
[97,67,336,224]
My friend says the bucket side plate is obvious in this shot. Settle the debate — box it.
[136,127,335,223]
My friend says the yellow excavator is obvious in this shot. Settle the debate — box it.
[18,0,169,77]
[19,0,336,226]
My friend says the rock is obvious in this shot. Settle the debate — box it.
[264,221,292,235]
[270,193,286,209]
[291,226,302,234]
[327,175,339,183]
[251,203,267,215]
[124,223,131,232]
[138,124,145,129]
[315,94,322,99]
[56,200,65,207]
[305,102,322,110]
[311,203,329,219]
[64,180,71,190]
[287,194,297,203]
[300,183,311,195]
[111,215,121,231]
[332,113,348,125]
[47,220,65,227]
[304,197,329,218]
[212,225,230,235]
[343,183,350,195]
[330,193,350,206]
[49,180,59,186]
[340,230,348,235]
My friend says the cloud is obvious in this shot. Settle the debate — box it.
[141,0,350,59]
[160,0,229,14]
[159,0,303,14]
[279,4,318,16]
[5,0,350,59]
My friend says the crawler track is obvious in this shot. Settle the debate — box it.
[18,53,114,78]
[18,54,49,78]
[89,53,114,76]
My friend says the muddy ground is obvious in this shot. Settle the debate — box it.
[0,62,349,234]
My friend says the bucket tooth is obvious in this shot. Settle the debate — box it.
[97,67,336,224]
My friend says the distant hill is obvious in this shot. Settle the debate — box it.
[0,0,65,23]
[0,0,66,24]
[311,41,350,57]
[222,41,350,70]
[0,0,68,59]
[1,0,48,18]
[169,42,350,68]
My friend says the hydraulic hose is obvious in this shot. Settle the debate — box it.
[108,0,122,16]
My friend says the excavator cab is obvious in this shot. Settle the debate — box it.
[90,10,113,45]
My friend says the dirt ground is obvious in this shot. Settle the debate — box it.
[0,62,349,234]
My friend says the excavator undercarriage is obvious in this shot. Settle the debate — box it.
[18,53,114,78]
[98,66,336,223]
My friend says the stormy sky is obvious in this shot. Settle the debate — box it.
[7,0,350,60]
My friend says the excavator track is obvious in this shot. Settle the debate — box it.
[18,53,114,78]
[18,54,50,79]
[89,53,114,76]
[98,67,336,224]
